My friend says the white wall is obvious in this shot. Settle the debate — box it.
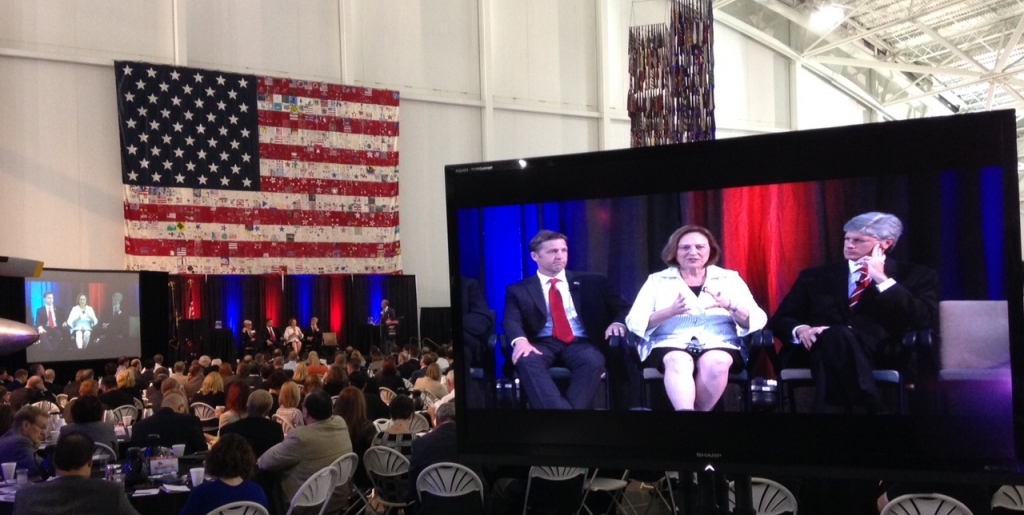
[0,0,881,310]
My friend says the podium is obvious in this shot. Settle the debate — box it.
[382,319,400,355]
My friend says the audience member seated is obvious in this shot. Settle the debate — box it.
[199,355,215,375]
[294,363,311,385]
[371,395,418,457]
[218,363,237,388]
[257,390,352,509]
[64,378,101,423]
[0,387,7,406]
[183,364,206,400]
[192,372,226,407]
[366,348,385,376]
[406,402,462,504]
[116,368,143,401]
[170,361,188,386]
[323,365,348,397]
[275,381,304,433]
[60,395,117,458]
[0,405,14,435]
[436,346,451,373]
[413,363,449,401]
[409,353,435,383]
[9,377,54,410]
[146,374,167,410]
[238,362,262,390]
[98,375,135,410]
[9,369,27,391]
[179,433,269,515]
[302,375,323,402]
[283,351,299,372]
[63,369,91,398]
[266,371,286,415]
[350,350,366,370]
[334,386,376,488]
[220,390,283,459]
[306,351,328,377]
[219,381,250,428]
[375,360,407,395]
[0,406,48,476]
[350,372,389,421]
[13,433,139,515]
[42,369,61,398]
[130,392,206,454]
[397,348,422,379]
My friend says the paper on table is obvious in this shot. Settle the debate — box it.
[0,486,18,494]
[0,494,13,502]
[161,484,190,493]
[132,488,160,497]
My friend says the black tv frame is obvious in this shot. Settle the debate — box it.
[446,110,1024,480]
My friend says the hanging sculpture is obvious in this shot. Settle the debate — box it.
[628,0,715,147]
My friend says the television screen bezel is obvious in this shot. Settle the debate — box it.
[446,110,1024,478]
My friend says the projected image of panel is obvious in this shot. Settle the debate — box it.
[24,270,142,362]
[457,170,1010,418]
[446,111,1023,475]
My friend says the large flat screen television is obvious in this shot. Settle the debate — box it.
[447,110,1024,477]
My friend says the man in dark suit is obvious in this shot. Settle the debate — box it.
[13,432,139,515]
[258,319,279,352]
[768,212,938,413]
[380,299,397,322]
[219,390,283,459]
[100,292,129,342]
[461,276,495,368]
[504,230,631,410]
[33,292,64,352]
[130,392,207,454]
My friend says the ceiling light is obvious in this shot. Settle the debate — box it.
[809,4,845,32]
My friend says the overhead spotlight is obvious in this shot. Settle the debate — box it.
[518,159,528,169]
[809,3,845,32]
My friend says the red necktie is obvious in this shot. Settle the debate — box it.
[549,278,574,344]
[849,266,870,311]
[47,308,55,328]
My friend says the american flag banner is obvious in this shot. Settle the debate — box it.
[114,61,401,275]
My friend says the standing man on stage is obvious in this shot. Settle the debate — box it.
[380,300,397,323]
[380,300,398,355]
[504,230,631,410]
[34,292,65,352]
[768,212,938,413]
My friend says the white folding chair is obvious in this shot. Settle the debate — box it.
[30,401,58,415]
[363,446,413,514]
[110,405,139,425]
[331,395,339,406]
[285,465,338,515]
[522,466,588,515]
[204,501,269,515]
[55,394,69,410]
[372,418,392,433]
[191,402,217,420]
[322,452,360,515]
[133,397,145,412]
[93,442,117,460]
[881,493,973,515]
[420,390,439,407]
[580,469,636,515]
[416,462,485,513]
[408,412,430,433]
[379,387,397,406]
[728,477,798,515]
[272,414,295,436]
[992,485,1024,512]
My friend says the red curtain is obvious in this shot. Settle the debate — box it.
[330,275,345,346]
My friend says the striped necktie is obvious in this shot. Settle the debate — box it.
[849,266,870,311]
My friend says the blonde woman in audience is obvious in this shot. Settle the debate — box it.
[291,362,309,384]
[413,363,449,400]
[116,368,142,401]
[306,351,328,376]
[274,381,304,434]
[350,350,366,370]
[191,372,226,407]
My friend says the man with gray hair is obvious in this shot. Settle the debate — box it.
[769,212,938,413]
[219,389,283,458]
[407,401,469,504]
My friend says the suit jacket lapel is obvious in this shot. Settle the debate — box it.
[527,275,547,316]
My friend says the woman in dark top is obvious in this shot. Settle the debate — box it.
[322,365,348,397]
[370,394,417,457]
[59,395,118,458]
[334,386,376,487]
[375,360,407,396]
[179,433,268,515]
